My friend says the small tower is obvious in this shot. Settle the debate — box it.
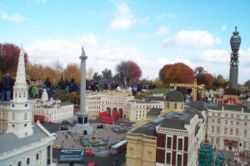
[6,45,33,138]
[229,26,241,89]
[41,88,49,101]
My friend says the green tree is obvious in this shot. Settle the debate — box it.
[213,74,228,88]
[244,80,250,89]
[102,68,113,79]
[194,66,205,74]
[93,72,101,82]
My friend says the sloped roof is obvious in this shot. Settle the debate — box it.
[147,108,162,116]
[0,125,48,155]
[165,90,184,102]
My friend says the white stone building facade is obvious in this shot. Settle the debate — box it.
[127,100,164,122]
[86,92,164,122]
[207,105,250,151]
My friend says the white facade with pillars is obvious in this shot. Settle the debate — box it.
[207,108,250,151]
[85,92,163,122]
[127,100,164,122]
[86,92,133,119]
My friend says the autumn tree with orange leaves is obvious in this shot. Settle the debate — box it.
[159,63,195,86]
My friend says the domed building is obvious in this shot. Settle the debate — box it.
[161,90,185,114]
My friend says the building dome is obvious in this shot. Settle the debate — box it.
[165,90,184,102]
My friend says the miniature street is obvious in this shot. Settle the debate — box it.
[42,120,130,166]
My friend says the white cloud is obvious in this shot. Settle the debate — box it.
[164,30,221,48]
[221,24,227,31]
[110,1,149,31]
[156,13,177,20]
[137,26,169,39]
[78,33,97,46]
[155,26,168,36]
[110,2,133,31]
[0,10,26,22]
[195,49,229,63]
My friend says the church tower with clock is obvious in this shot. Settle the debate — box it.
[6,45,33,138]
[229,27,241,89]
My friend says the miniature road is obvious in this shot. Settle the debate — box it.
[52,123,129,166]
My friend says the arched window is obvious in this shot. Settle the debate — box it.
[36,153,39,160]
[26,158,30,165]
[174,103,177,109]
[167,102,170,108]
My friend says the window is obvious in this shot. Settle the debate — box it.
[244,130,247,137]
[26,158,30,165]
[178,138,183,150]
[177,154,182,166]
[166,153,171,164]
[230,128,233,135]
[244,122,247,126]
[224,128,227,135]
[129,148,133,155]
[24,112,27,120]
[236,121,239,125]
[231,121,233,125]
[217,127,219,133]
[225,120,228,125]
[217,119,220,123]
[167,137,172,148]
[147,151,152,159]
[18,161,21,166]
[212,126,214,133]
[174,103,177,109]
[243,142,246,148]
[12,113,15,120]
[167,102,170,108]
[36,153,39,160]
[212,119,214,123]
[236,129,239,136]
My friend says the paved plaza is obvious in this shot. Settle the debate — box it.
[52,123,129,166]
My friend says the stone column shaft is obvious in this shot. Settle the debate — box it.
[80,52,87,114]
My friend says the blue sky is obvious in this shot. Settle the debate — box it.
[0,0,250,83]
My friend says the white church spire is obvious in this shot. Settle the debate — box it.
[6,45,33,138]
[13,45,28,102]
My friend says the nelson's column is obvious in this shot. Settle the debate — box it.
[71,47,93,135]
[229,26,241,89]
